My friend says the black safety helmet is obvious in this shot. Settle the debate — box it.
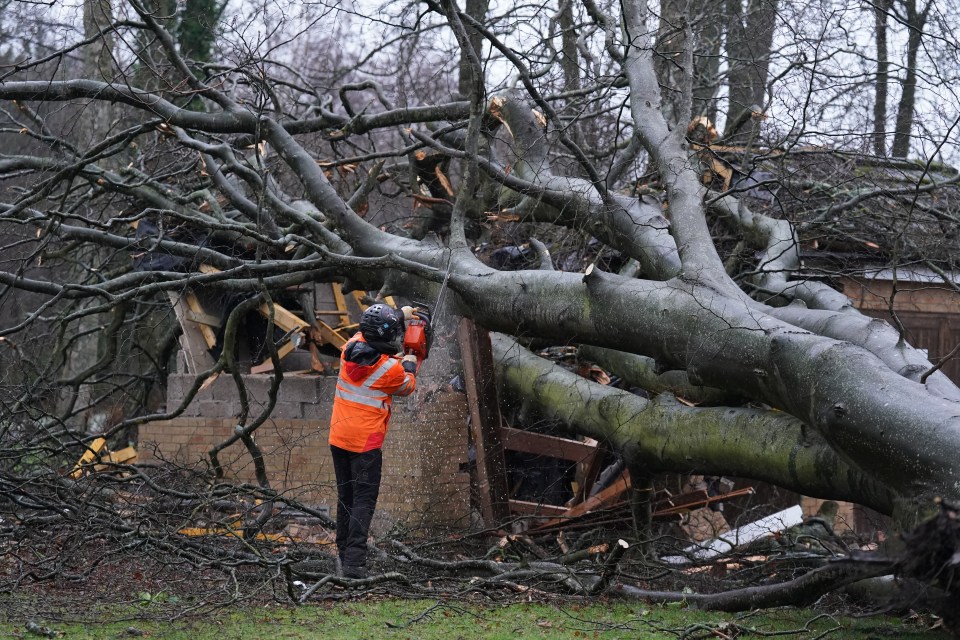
[359,303,405,351]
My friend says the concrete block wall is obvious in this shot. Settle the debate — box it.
[139,372,472,533]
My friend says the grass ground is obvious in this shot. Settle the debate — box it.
[0,597,949,640]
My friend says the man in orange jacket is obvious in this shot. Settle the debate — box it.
[328,303,426,578]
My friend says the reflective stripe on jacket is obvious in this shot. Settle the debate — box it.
[328,334,416,452]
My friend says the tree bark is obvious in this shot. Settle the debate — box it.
[453,268,960,509]
[611,556,896,611]
[458,0,489,98]
[873,0,890,156]
[891,0,929,157]
[722,0,778,144]
[492,333,896,514]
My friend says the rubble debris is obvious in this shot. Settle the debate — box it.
[166,274,373,376]
[69,438,138,478]
[521,477,753,534]
[249,301,311,374]
[680,508,731,543]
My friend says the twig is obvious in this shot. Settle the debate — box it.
[386,600,485,629]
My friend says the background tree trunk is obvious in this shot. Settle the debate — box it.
[458,0,490,98]
[891,0,929,157]
[873,0,890,156]
[722,0,777,143]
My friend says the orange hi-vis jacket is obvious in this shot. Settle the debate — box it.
[328,334,417,453]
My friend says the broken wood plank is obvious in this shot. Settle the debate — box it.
[531,470,631,531]
[251,301,308,372]
[500,426,597,462]
[102,446,137,464]
[569,440,606,507]
[562,469,630,519]
[330,283,351,328]
[508,500,569,517]
[258,302,309,333]
[185,309,222,328]
[314,320,348,349]
[184,291,218,348]
[166,291,217,374]
[458,319,510,525]
[659,488,710,510]
[69,437,107,478]
[250,340,298,374]
[94,446,138,471]
[654,487,756,517]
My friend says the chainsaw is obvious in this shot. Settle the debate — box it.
[403,257,449,365]
[403,304,432,362]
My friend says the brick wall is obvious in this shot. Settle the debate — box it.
[140,371,472,534]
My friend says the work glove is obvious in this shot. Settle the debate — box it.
[401,305,416,321]
[401,353,418,373]
[412,308,430,326]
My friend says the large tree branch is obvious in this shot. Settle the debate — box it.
[487,93,681,279]
[492,333,895,514]
[709,195,853,310]
[444,265,960,504]
[768,304,960,402]
[577,344,733,405]
[619,0,740,295]
[0,80,256,131]
[0,80,470,137]
[611,555,896,611]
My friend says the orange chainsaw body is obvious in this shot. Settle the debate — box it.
[403,317,429,360]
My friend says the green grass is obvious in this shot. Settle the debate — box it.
[0,599,949,640]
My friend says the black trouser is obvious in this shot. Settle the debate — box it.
[330,445,383,569]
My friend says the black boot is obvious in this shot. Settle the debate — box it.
[342,565,368,579]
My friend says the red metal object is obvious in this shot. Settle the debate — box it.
[403,311,430,361]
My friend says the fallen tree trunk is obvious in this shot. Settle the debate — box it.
[432,265,960,515]
[491,333,896,514]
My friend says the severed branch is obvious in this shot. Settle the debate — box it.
[610,554,896,611]
[427,120,662,279]
[577,344,732,405]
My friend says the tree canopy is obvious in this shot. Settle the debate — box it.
[1,0,960,621]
